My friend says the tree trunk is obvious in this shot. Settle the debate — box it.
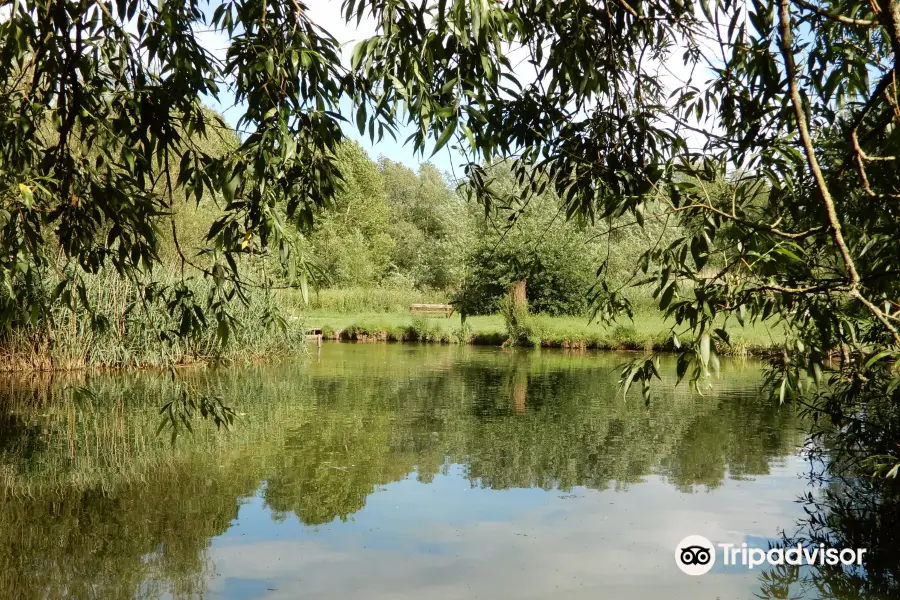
[509,279,527,310]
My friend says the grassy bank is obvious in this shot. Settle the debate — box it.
[1,282,781,374]
[293,289,782,355]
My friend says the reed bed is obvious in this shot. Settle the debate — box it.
[0,269,310,372]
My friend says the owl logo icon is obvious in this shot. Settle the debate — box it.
[675,535,716,575]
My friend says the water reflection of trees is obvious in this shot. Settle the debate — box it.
[755,391,900,600]
[0,466,258,599]
[0,348,803,598]
[754,476,900,600]
[276,353,800,497]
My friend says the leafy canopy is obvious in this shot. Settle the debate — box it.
[1,0,368,341]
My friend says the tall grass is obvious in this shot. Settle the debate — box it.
[301,286,448,313]
[499,293,539,347]
[0,268,309,372]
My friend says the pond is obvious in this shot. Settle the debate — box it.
[0,344,872,598]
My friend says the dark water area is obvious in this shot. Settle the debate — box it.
[0,344,882,599]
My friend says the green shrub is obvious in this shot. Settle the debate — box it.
[611,324,639,342]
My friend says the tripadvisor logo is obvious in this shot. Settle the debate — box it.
[675,535,868,576]
[675,535,716,576]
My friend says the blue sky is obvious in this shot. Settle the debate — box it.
[336,98,464,176]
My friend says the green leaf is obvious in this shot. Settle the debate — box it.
[676,353,691,384]
[699,333,711,368]
[217,318,230,345]
[811,362,823,385]
[691,236,707,270]
[300,272,309,305]
[356,103,367,135]
[461,123,476,151]
[18,184,33,208]
[888,463,900,479]
[659,281,675,310]
[223,173,240,202]
[865,351,895,370]
[622,365,638,400]
[431,119,457,157]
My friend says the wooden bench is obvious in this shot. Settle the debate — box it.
[305,326,323,347]
[410,304,454,318]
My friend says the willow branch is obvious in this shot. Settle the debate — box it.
[778,0,900,345]
[790,0,878,26]
[689,203,827,239]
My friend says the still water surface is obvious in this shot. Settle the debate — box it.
[0,344,840,598]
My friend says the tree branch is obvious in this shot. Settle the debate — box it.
[778,0,900,345]
[790,0,878,26]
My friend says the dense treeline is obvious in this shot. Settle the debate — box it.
[306,142,672,317]
[305,143,469,291]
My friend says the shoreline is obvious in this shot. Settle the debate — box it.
[312,310,781,358]
[322,326,777,356]
[0,312,782,374]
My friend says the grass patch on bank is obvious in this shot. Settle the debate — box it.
[303,287,448,313]
[296,303,782,355]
